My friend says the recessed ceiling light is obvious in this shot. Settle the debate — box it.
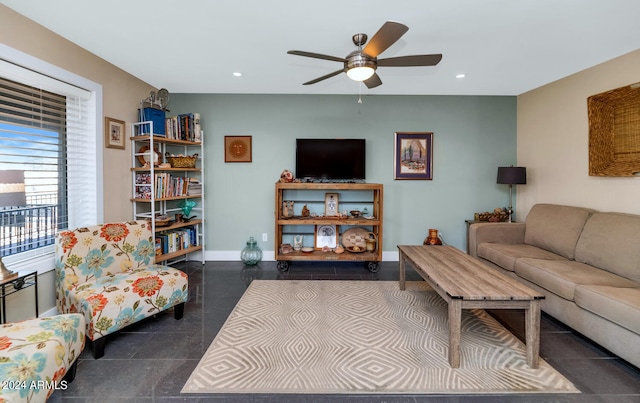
[233,72,242,77]
[456,73,466,79]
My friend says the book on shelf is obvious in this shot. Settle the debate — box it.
[165,112,201,142]
[155,226,198,255]
[134,173,197,199]
[187,178,202,196]
[134,173,152,199]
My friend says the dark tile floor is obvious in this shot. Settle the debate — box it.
[50,260,640,402]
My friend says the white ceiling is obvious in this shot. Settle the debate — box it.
[3,0,640,96]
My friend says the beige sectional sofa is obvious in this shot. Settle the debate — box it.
[468,203,640,369]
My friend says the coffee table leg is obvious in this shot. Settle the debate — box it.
[448,298,462,368]
[525,299,541,368]
[399,252,406,290]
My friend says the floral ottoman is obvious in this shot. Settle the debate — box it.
[0,313,85,403]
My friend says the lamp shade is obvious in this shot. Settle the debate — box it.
[497,166,527,185]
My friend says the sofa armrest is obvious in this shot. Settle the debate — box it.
[469,222,526,257]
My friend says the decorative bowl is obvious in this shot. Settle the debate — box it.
[301,247,314,253]
[346,245,365,253]
[350,210,361,218]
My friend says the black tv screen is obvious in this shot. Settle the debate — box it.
[295,139,366,180]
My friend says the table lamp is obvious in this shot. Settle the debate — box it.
[497,166,527,222]
[0,256,17,281]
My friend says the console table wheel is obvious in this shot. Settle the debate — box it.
[366,262,380,273]
[277,261,290,272]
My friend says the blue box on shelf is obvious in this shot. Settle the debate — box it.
[138,108,166,136]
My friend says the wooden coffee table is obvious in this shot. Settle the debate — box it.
[398,245,544,368]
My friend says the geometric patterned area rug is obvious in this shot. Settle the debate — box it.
[182,280,579,395]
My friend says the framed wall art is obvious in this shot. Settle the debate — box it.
[105,117,126,149]
[394,132,433,180]
[324,193,339,216]
[315,224,338,250]
[225,135,252,162]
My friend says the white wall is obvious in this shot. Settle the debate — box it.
[517,49,640,219]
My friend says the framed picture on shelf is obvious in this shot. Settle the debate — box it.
[393,132,433,180]
[315,224,338,250]
[105,117,126,149]
[324,193,339,216]
[224,135,252,162]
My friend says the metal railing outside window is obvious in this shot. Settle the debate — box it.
[0,193,59,256]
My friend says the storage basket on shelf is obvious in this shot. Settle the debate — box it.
[166,153,198,168]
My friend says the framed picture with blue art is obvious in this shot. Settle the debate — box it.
[394,132,433,180]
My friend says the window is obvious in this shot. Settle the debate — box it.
[0,44,102,268]
[0,78,67,256]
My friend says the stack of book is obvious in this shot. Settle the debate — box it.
[134,173,194,199]
[165,113,201,142]
[187,178,202,196]
[155,226,198,256]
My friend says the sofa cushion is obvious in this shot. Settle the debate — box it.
[65,265,188,341]
[523,204,594,260]
[574,212,640,282]
[477,243,567,272]
[514,258,639,301]
[574,285,640,335]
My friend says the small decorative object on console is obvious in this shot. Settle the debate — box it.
[283,200,295,218]
[279,169,294,182]
[423,228,443,245]
[474,208,509,222]
[301,204,310,217]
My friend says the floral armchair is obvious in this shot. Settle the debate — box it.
[0,313,85,403]
[54,221,188,359]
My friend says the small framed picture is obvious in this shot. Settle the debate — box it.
[394,132,433,180]
[105,117,126,149]
[324,193,339,216]
[225,135,252,162]
[315,224,338,250]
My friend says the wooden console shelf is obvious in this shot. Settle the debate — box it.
[274,182,383,272]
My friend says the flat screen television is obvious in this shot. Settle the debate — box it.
[295,138,366,180]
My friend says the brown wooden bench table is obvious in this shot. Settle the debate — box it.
[398,245,545,368]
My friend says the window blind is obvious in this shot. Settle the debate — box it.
[0,59,97,258]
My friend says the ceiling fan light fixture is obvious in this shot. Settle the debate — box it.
[346,53,376,82]
[347,66,375,82]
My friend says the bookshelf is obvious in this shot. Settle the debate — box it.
[131,119,205,264]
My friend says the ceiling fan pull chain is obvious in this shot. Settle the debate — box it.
[358,82,363,104]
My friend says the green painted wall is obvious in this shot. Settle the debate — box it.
[170,93,516,257]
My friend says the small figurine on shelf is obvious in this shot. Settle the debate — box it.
[279,169,294,183]
[301,204,310,217]
[283,201,295,218]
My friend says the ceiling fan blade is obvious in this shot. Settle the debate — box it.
[362,21,409,58]
[377,54,443,67]
[287,50,346,63]
[364,73,382,89]
[303,69,345,85]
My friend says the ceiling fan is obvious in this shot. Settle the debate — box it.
[287,21,442,89]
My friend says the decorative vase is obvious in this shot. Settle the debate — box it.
[241,237,262,266]
[423,228,442,245]
[179,199,197,218]
[365,232,377,252]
